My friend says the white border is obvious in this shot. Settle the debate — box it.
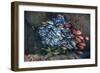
[18,5,96,68]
